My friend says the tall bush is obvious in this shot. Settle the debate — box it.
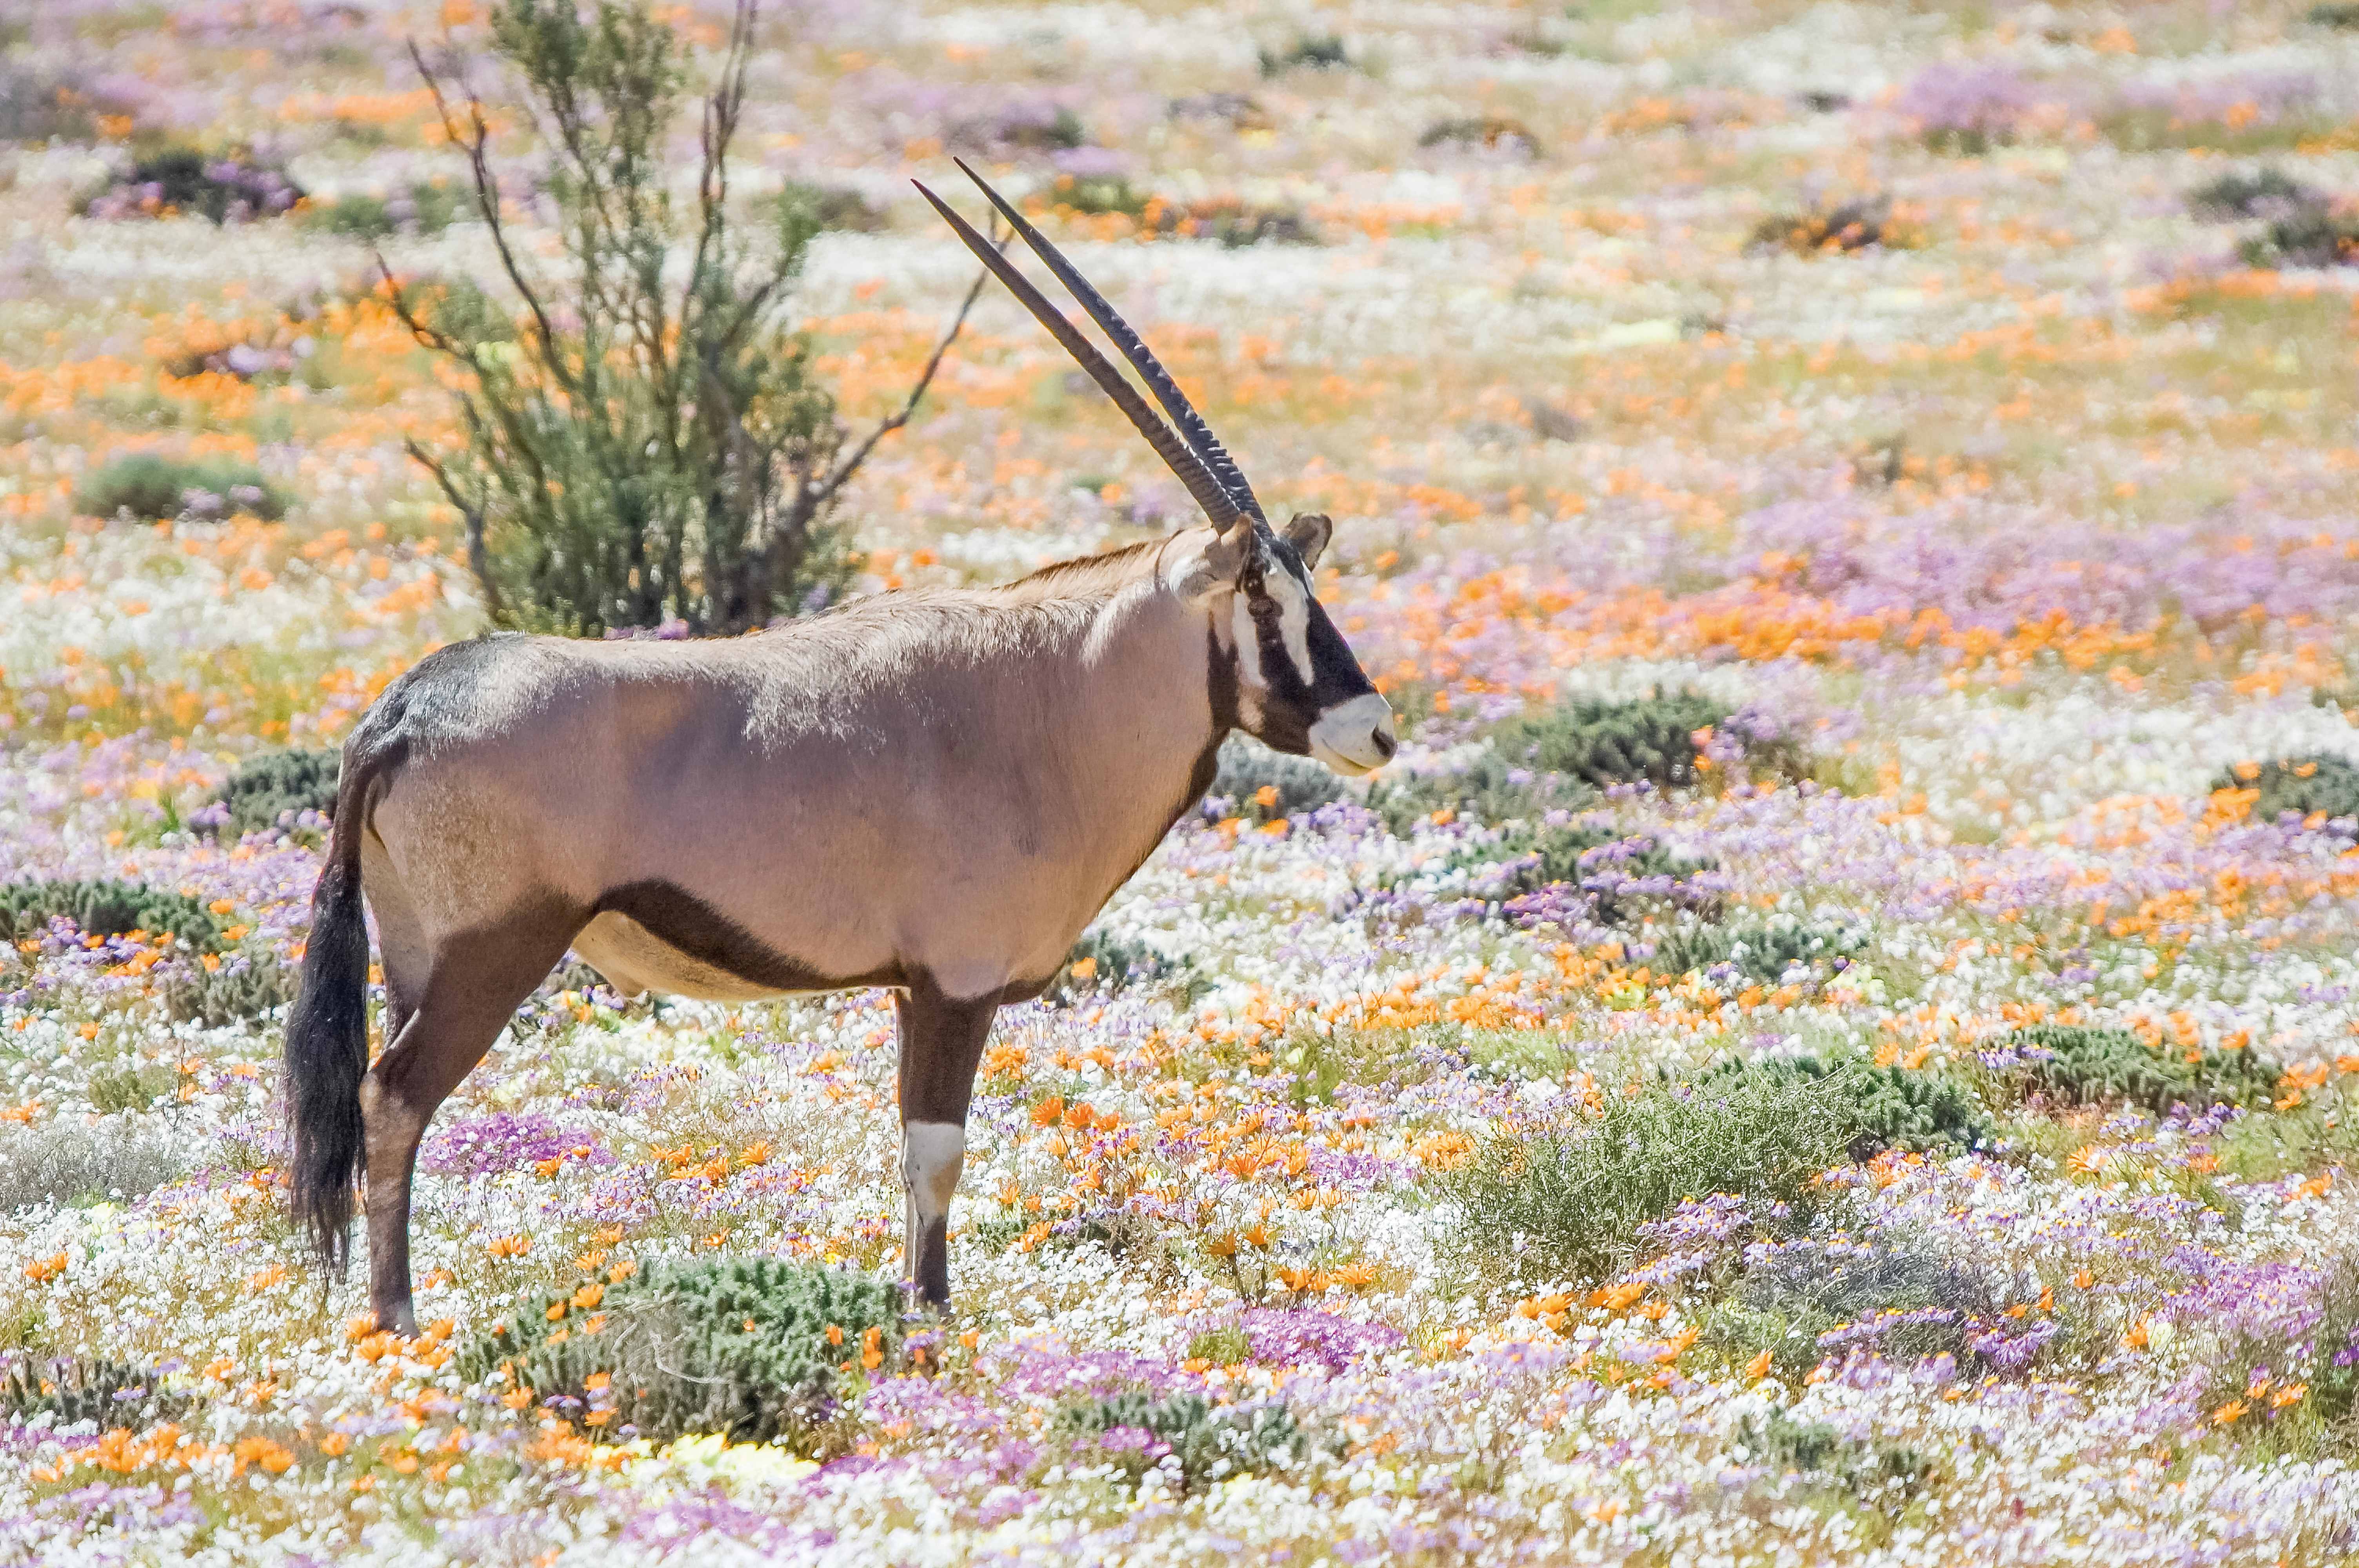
[391,0,985,636]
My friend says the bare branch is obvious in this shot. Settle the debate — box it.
[807,242,998,510]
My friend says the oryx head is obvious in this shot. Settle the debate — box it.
[918,163,1398,776]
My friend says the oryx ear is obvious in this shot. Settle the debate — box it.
[1168,523,1254,602]
[1282,512,1333,571]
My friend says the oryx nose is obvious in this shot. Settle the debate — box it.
[1371,727,1397,761]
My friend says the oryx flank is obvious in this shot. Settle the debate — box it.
[286,162,1396,1333]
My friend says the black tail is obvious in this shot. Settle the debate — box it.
[285,756,374,1271]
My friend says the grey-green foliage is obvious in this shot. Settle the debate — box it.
[1047,925,1193,1005]
[1367,753,1587,836]
[2202,1252,2359,1461]
[1049,1389,1318,1489]
[395,0,946,637]
[1259,34,1352,74]
[1711,1242,1995,1383]
[1447,1064,1862,1289]
[302,181,465,240]
[1732,1406,1934,1506]
[1494,690,1730,792]
[0,1121,188,1211]
[458,1256,903,1448]
[0,879,222,951]
[1701,1053,1990,1159]
[1652,917,1864,985]
[75,453,287,521]
[2241,207,2359,269]
[2220,753,2359,830]
[2006,1024,2278,1112]
[2188,168,2320,220]
[0,1356,187,1428]
[213,748,340,837]
[164,945,296,1026]
[1209,735,1344,822]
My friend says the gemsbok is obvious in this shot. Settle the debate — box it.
[287,162,1397,1334]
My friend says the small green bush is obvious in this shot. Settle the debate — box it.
[0,878,222,952]
[302,181,465,240]
[82,146,302,224]
[0,1356,187,1427]
[2241,207,2359,269]
[1367,755,1588,836]
[2309,4,2359,30]
[1259,34,1352,74]
[458,1256,903,1448]
[1209,735,1345,822]
[0,1122,188,1210]
[1732,1406,1934,1505]
[164,945,296,1027]
[1710,1241,1995,1382]
[2219,753,2359,829]
[1049,1389,1319,1489]
[2201,1253,2359,1460]
[1494,690,1731,793]
[1046,926,1191,1004]
[213,747,340,837]
[1652,918,1865,986]
[75,452,287,521]
[2005,1024,2277,1113]
[1446,1065,1860,1289]
[1418,117,1541,157]
[2188,168,2320,221]
[779,181,888,234]
[1047,173,1150,219]
[1702,1053,1991,1159]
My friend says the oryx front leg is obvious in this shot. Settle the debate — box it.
[900,1121,966,1308]
[892,983,997,1309]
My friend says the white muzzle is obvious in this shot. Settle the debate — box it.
[1308,693,1398,776]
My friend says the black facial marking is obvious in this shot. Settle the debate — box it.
[1227,534,1381,757]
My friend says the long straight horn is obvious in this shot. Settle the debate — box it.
[952,158,1267,527]
[914,180,1247,534]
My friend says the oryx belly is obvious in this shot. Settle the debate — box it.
[570,910,811,1002]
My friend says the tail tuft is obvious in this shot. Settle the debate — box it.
[285,786,372,1270]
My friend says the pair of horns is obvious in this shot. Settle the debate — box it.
[915,160,1264,536]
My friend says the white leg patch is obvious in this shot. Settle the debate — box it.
[901,1120,966,1225]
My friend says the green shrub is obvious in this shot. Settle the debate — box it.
[2241,207,2359,269]
[2309,4,2359,30]
[1046,173,1150,219]
[2004,1024,2277,1113]
[2201,1253,2359,1461]
[458,1256,903,1448]
[779,181,888,234]
[1046,925,1191,1004]
[74,452,287,521]
[1209,735,1344,822]
[1494,690,1731,793]
[1748,197,1926,256]
[1259,34,1352,74]
[1710,1241,1995,1383]
[1652,917,1865,986]
[1446,1065,1861,1289]
[82,145,302,224]
[0,1122,188,1210]
[213,747,340,837]
[302,181,465,240]
[164,944,296,1026]
[1366,754,1588,835]
[2188,168,2320,220]
[1702,1053,1990,1159]
[0,1356,187,1427]
[2219,753,2359,829]
[0,878,222,952]
[1049,1389,1319,1489]
[393,0,967,637]
[1418,117,1541,157]
[1732,1406,1934,1505]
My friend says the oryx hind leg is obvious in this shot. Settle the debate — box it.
[360,899,582,1334]
[893,981,999,1308]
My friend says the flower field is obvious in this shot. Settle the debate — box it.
[7,0,2359,1561]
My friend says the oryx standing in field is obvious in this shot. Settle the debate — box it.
[286,163,1396,1333]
